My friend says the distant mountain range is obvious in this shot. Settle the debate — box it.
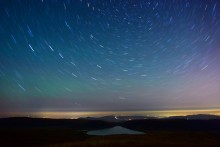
[79,115,157,122]
[80,114,220,122]
[1,114,220,132]
[164,114,220,120]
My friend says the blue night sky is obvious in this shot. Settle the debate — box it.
[0,0,220,114]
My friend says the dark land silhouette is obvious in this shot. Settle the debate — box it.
[1,114,220,146]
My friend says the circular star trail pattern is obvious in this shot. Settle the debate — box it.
[0,0,220,112]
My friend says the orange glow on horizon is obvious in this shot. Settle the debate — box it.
[1,109,220,119]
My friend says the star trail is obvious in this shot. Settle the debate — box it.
[0,0,220,116]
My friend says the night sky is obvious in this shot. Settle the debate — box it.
[1,0,220,114]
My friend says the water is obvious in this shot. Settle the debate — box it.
[87,126,145,136]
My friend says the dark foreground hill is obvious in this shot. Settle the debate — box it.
[122,119,220,132]
[0,117,115,130]
[0,116,220,146]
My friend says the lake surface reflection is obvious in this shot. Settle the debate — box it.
[87,126,145,136]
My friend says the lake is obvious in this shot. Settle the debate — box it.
[87,126,145,136]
